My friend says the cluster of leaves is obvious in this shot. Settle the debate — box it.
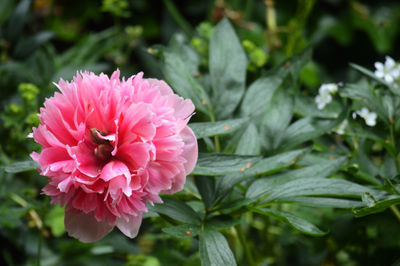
[145,18,400,265]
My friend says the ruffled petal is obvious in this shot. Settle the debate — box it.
[116,213,142,238]
[179,126,198,174]
[65,210,114,243]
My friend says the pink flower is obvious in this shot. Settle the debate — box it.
[31,70,198,242]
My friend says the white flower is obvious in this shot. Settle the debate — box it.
[315,93,332,110]
[319,83,338,94]
[374,56,400,83]
[334,119,348,135]
[315,83,338,110]
[355,107,377,127]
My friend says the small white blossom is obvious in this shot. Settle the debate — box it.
[334,119,348,135]
[315,93,332,110]
[319,83,338,94]
[374,56,400,83]
[315,83,338,110]
[355,107,377,127]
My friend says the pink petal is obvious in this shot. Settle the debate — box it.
[32,125,65,148]
[116,213,142,238]
[146,78,195,131]
[108,175,132,198]
[72,190,98,213]
[68,141,102,178]
[146,78,174,96]
[179,126,198,174]
[100,160,131,183]
[117,142,151,170]
[58,177,73,193]
[65,210,114,243]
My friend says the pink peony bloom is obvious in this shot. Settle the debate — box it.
[31,70,198,242]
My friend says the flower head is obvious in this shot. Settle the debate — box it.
[30,70,198,242]
[354,107,377,127]
[374,56,400,83]
[315,83,338,110]
[319,83,338,95]
[315,93,332,110]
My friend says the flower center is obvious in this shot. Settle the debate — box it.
[94,143,113,161]
[90,128,113,161]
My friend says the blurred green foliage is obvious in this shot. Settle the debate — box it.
[1,0,400,265]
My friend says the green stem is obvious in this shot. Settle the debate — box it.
[236,225,255,266]
[265,0,277,31]
[389,124,400,173]
[244,0,254,20]
[388,123,400,224]
[162,0,193,37]
[390,205,400,223]
[37,227,43,266]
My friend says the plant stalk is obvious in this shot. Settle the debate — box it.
[390,205,400,223]
[162,0,193,37]
[236,224,255,266]
[388,123,400,223]
[37,227,43,266]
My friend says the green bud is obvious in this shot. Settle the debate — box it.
[9,104,23,114]
[197,22,214,39]
[101,0,130,17]
[250,48,268,67]
[18,83,39,103]
[242,40,256,53]
[26,113,40,126]
[191,37,207,55]
[125,25,143,39]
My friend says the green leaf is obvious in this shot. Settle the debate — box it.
[281,116,343,150]
[189,118,246,139]
[207,215,240,229]
[13,31,54,59]
[162,224,201,238]
[340,83,389,123]
[195,176,215,209]
[251,207,326,236]
[0,0,14,25]
[167,33,200,75]
[0,207,26,228]
[162,51,210,115]
[209,18,247,119]
[217,148,309,198]
[264,178,378,202]
[285,47,312,81]
[246,156,348,199]
[241,75,282,117]
[352,194,400,217]
[261,86,294,151]
[193,153,261,176]
[44,205,65,237]
[53,63,109,83]
[199,229,237,266]
[5,0,31,43]
[235,123,261,156]
[149,197,201,225]
[213,198,254,214]
[279,196,364,208]
[350,63,400,96]
[3,160,38,173]
[57,28,117,66]
[295,95,342,119]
